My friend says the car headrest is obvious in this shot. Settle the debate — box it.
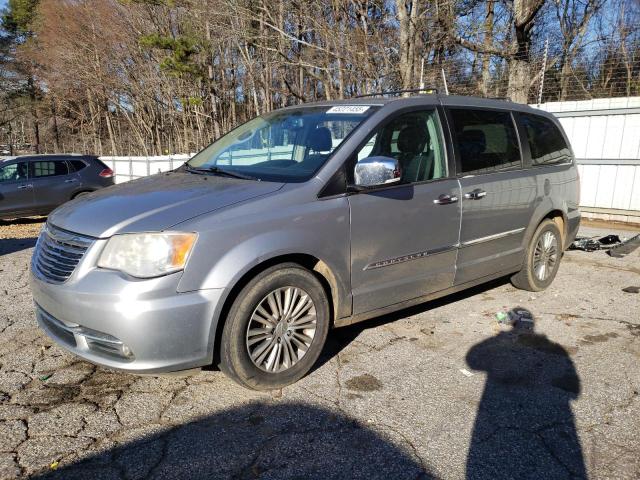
[308,127,333,152]
[458,129,486,155]
[397,125,427,154]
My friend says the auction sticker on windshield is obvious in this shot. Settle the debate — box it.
[326,106,371,114]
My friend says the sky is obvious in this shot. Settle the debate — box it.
[0,0,6,12]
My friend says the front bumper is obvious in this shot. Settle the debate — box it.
[31,268,224,374]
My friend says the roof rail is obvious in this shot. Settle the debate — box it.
[486,96,512,102]
[355,87,439,98]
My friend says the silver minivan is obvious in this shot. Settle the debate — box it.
[30,95,580,389]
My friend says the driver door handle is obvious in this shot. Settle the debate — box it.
[64,179,78,183]
[17,184,33,190]
[464,188,487,200]
[433,193,459,205]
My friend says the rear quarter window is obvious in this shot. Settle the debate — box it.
[69,160,88,172]
[521,114,572,166]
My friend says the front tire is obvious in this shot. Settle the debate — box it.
[219,263,330,390]
[511,219,562,292]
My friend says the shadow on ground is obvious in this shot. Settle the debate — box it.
[0,237,37,255]
[34,402,433,480]
[465,309,586,479]
[317,277,511,372]
[0,217,42,255]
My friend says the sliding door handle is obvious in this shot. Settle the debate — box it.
[464,189,487,200]
[433,194,459,205]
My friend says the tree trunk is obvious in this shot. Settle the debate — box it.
[507,0,542,103]
[397,0,418,90]
[481,0,495,96]
[507,58,530,103]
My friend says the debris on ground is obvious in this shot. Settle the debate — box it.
[49,461,59,470]
[569,237,603,252]
[622,286,640,294]
[598,234,621,245]
[570,232,640,255]
[38,374,52,382]
[495,309,535,330]
[608,234,640,258]
[459,368,474,377]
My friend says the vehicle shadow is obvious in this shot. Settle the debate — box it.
[0,216,45,227]
[0,237,37,256]
[0,217,42,256]
[34,402,434,480]
[465,309,586,479]
[316,277,511,372]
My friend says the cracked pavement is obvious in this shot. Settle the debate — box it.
[0,219,638,479]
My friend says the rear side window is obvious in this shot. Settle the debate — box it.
[69,160,88,172]
[450,109,522,174]
[32,160,69,178]
[520,114,572,165]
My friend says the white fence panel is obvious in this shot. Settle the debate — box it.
[99,155,191,184]
[536,97,640,222]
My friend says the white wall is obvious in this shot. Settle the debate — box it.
[534,97,640,223]
[99,155,191,184]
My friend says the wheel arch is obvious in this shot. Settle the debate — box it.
[525,205,569,251]
[71,189,94,200]
[210,253,341,367]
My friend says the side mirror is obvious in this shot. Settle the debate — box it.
[353,156,401,188]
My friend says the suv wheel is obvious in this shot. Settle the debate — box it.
[511,219,562,292]
[219,263,330,390]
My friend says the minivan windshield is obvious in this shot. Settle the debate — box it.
[187,105,378,182]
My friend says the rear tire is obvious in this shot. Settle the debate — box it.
[511,219,562,292]
[72,191,92,199]
[219,263,330,390]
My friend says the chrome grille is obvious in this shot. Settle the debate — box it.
[33,224,94,284]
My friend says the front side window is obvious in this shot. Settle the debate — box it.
[188,106,378,182]
[0,162,28,183]
[32,161,69,178]
[520,113,572,165]
[353,109,447,185]
[450,109,522,174]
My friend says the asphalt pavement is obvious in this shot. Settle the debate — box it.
[0,218,638,479]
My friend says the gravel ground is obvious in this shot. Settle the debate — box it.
[0,218,638,479]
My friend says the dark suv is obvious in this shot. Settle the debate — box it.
[0,155,114,220]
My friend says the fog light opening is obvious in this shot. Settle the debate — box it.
[120,344,134,358]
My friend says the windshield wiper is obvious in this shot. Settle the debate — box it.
[185,165,259,181]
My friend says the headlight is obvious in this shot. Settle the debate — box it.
[97,232,197,278]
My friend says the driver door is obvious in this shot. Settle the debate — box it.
[348,108,461,315]
[0,161,34,218]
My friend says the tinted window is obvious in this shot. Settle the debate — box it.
[354,110,447,184]
[69,160,87,172]
[0,162,28,183]
[32,161,69,178]
[521,114,571,165]
[450,109,521,174]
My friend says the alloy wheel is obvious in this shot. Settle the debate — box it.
[533,231,558,281]
[245,286,317,373]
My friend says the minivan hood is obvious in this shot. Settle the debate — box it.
[48,172,284,238]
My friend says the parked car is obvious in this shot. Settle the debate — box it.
[0,154,114,220]
[30,95,580,389]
